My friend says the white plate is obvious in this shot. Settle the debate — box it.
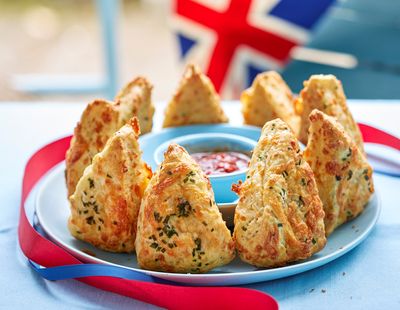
[36,163,380,286]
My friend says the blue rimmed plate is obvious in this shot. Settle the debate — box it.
[35,124,381,286]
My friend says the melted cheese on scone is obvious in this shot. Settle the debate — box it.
[303,110,374,236]
[66,77,154,197]
[136,143,235,273]
[233,119,326,268]
[295,74,364,153]
[162,64,228,128]
[241,71,300,135]
[68,118,152,252]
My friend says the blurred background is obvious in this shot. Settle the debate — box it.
[1,0,400,103]
[0,0,178,102]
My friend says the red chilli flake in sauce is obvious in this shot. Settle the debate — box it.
[190,152,250,175]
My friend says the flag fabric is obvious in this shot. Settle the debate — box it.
[172,0,335,98]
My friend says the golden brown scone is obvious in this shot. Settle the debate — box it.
[68,118,152,252]
[303,110,374,236]
[233,119,326,268]
[162,64,228,128]
[65,99,121,196]
[295,74,364,152]
[115,77,155,135]
[241,71,300,136]
[136,143,235,273]
[66,77,154,197]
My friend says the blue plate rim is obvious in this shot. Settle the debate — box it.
[35,162,381,286]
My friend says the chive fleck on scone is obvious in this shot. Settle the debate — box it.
[115,77,155,135]
[68,118,152,253]
[162,64,228,128]
[303,110,374,236]
[65,77,154,197]
[136,143,235,273]
[241,71,300,136]
[295,74,364,153]
[233,119,326,268]
[65,99,120,197]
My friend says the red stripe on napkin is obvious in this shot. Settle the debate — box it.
[359,123,400,151]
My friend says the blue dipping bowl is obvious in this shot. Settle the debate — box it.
[154,133,257,204]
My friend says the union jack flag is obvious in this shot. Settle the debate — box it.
[172,0,335,98]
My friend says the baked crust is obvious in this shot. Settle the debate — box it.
[241,71,300,135]
[162,64,228,127]
[66,77,153,196]
[65,99,120,197]
[136,143,235,273]
[295,74,364,153]
[303,110,374,235]
[233,119,326,268]
[68,118,152,252]
[115,77,154,135]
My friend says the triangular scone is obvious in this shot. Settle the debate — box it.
[66,77,154,197]
[241,71,300,136]
[136,143,235,273]
[233,119,326,268]
[303,110,374,236]
[66,99,120,196]
[162,64,228,128]
[295,74,364,152]
[115,77,155,135]
[68,118,152,252]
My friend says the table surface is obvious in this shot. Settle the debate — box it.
[1,100,399,309]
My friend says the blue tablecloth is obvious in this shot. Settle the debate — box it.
[1,101,399,309]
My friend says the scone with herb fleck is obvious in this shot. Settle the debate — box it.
[241,71,300,136]
[68,118,152,252]
[162,64,228,128]
[295,74,364,153]
[136,143,235,273]
[66,77,153,197]
[304,110,374,236]
[233,119,326,268]
[115,77,154,135]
